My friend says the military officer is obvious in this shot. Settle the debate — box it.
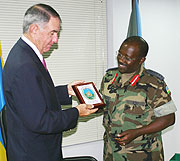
[100,36,177,161]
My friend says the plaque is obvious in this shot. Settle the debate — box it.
[72,82,105,108]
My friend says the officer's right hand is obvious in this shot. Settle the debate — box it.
[75,104,98,117]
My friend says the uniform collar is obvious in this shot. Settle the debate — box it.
[113,64,144,86]
[129,64,144,86]
[106,66,144,94]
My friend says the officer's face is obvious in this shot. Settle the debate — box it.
[117,43,145,74]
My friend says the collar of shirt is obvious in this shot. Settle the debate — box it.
[21,35,43,63]
[121,72,135,85]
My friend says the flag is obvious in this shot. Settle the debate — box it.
[0,41,7,161]
[127,0,142,37]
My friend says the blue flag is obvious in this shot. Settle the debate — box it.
[0,41,7,161]
[127,0,142,37]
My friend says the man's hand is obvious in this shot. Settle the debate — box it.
[67,80,85,96]
[115,113,175,146]
[115,129,139,146]
[75,104,98,117]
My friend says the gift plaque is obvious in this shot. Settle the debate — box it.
[72,82,105,108]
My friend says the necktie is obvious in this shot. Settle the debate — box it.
[42,58,47,71]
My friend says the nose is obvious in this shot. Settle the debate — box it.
[52,33,58,44]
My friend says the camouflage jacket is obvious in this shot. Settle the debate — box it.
[100,65,173,161]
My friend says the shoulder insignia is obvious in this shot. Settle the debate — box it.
[106,67,118,72]
[112,73,118,84]
[130,74,140,86]
[146,69,164,80]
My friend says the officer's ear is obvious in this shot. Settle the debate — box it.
[139,57,146,65]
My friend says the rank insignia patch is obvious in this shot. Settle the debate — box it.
[130,74,140,86]
[112,73,118,84]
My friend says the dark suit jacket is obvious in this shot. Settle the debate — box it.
[2,38,79,161]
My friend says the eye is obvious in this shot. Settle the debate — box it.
[117,52,135,61]
[125,57,132,61]
[50,32,54,36]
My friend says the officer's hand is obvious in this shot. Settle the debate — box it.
[67,80,85,96]
[115,129,139,146]
[76,104,98,117]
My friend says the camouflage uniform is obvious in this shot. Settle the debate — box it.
[100,65,177,161]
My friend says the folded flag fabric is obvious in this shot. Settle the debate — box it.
[0,41,7,161]
[127,0,142,37]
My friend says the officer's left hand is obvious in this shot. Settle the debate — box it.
[68,80,85,96]
[115,129,139,146]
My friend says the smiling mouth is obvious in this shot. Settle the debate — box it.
[118,62,127,68]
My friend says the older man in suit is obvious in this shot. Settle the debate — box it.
[2,4,97,161]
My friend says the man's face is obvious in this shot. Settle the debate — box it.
[36,17,60,54]
[117,43,145,74]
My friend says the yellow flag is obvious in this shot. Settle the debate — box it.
[0,41,4,68]
[0,143,7,161]
[0,40,7,161]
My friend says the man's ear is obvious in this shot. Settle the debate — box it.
[139,57,146,65]
[29,24,39,34]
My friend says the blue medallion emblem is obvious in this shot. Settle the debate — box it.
[83,88,95,100]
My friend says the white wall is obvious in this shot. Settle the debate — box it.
[107,0,180,160]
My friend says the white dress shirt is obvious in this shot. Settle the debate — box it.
[21,35,44,64]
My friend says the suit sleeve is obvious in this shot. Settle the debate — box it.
[11,64,79,134]
[55,85,72,105]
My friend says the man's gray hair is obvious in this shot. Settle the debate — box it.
[23,3,61,33]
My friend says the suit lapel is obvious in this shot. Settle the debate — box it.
[18,38,55,87]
